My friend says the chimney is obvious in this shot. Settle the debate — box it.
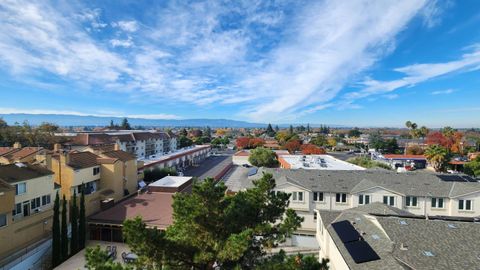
[13,142,22,149]
[53,143,62,152]
[114,143,120,151]
[60,152,70,165]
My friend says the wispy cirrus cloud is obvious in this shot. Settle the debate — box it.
[431,89,456,95]
[346,45,480,101]
[0,0,451,122]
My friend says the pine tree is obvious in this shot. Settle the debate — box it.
[70,190,79,255]
[289,125,294,135]
[120,118,131,130]
[79,187,86,250]
[52,192,61,267]
[61,195,69,261]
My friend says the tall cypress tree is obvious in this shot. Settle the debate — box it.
[79,186,86,250]
[70,190,79,255]
[52,192,61,267]
[61,195,68,261]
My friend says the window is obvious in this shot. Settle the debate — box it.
[336,193,347,203]
[406,196,418,207]
[431,197,444,208]
[15,183,26,195]
[314,212,317,220]
[42,195,51,206]
[0,214,6,228]
[383,196,394,206]
[359,194,370,205]
[458,199,472,211]
[292,191,304,202]
[13,203,22,216]
[313,192,324,202]
[93,167,100,175]
[31,197,41,210]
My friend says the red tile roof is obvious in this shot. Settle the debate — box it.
[89,191,174,229]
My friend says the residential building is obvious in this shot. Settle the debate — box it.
[0,164,57,268]
[225,168,480,246]
[69,131,177,159]
[316,203,480,269]
[88,176,193,242]
[50,149,138,216]
[139,145,211,172]
[0,143,45,165]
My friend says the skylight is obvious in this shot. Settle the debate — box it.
[423,251,435,257]
[399,220,408,225]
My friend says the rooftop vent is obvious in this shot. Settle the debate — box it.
[423,251,435,257]
[399,220,408,225]
[400,243,408,250]
[14,163,26,168]
[372,234,380,240]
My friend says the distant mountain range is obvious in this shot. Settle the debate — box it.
[0,113,268,128]
[0,113,351,128]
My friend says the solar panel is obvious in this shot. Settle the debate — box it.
[437,175,467,182]
[331,220,360,243]
[344,240,380,263]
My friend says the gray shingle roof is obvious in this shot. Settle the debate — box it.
[322,205,480,270]
[258,168,480,198]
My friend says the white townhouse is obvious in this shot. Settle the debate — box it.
[246,169,480,234]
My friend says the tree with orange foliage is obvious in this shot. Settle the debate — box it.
[249,138,265,148]
[236,137,250,149]
[285,140,302,154]
[426,131,464,153]
[301,144,326,155]
[406,145,425,155]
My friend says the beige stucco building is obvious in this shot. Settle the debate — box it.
[0,164,57,266]
[50,149,138,216]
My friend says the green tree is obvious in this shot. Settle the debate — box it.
[257,250,329,269]
[79,187,86,250]
[465,157,480,178]
[52,192,61,267]
[85,246,130,270]
[120,118,131,130]
[266,123,275,137]
[121,174,302,269]
[178,136,193,148]
[425,145,450,172]
[348,128,361,138]
[70,190,79,255]
[249,147,278,167]
[347,156,391,170]
[61,195,69,261]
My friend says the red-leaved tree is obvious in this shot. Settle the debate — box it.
[301,144,326,155]
[285,140,302,154]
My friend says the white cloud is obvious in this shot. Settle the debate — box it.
[347,46,480,100]
[110,37,134,48]
[0,0,450,122]
[431,89,456,95]
[76,8,107,30]
[384,93,399,99]
[112,20,139,32]
[0,107,182,120]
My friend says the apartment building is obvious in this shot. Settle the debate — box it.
[50,150,138,216]
[69,131,177,159]
[316,203,480,270]
[0,164,57,265]
[229,168,480,235]
[0,143,45,165]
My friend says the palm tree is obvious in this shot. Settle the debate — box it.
[425,145,449,172]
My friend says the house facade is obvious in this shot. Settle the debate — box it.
[50,150,138,216]
[247,169,480,234]
[0,164,57,266]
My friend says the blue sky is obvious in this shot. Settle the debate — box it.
[0,0,479,127]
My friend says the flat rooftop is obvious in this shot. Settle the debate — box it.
[280,155,365,170]
[150,176,192,188]
[139,145,211,168]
